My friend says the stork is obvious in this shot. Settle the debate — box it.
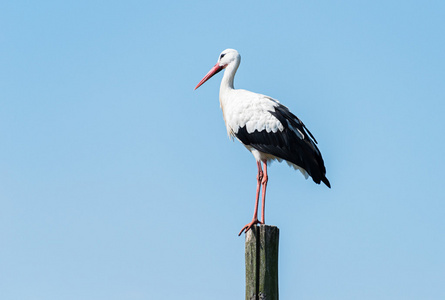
[195,49,330,236]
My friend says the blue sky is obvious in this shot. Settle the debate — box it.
[1,1,444,299]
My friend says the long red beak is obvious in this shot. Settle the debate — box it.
[194,63,224,90]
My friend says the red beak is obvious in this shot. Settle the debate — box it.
[194,63,224,90]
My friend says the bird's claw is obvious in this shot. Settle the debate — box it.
[238,219,262,236]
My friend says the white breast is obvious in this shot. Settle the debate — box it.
[220,89,285,138]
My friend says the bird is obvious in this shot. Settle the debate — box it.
[194,49,330,236]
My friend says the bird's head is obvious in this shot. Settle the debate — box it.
[217,49,240,68]
[194,49,241,90]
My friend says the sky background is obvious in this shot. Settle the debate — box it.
[1,1,445,299]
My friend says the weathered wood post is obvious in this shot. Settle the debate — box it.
[245,225,279,300]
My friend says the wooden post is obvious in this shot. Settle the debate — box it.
[245,225,279,300]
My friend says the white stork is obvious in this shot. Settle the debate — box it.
[195,49,330,236]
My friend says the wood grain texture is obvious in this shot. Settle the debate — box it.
[245,225,279,300]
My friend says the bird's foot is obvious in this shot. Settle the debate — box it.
[238,219,263,236]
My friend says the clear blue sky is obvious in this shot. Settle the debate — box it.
[1,1,444,299]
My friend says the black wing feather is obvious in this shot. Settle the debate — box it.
[235,104,330,188]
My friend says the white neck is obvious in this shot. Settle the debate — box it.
[220,58,240,93]
[218,57,240,136]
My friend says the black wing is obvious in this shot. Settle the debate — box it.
[235,104,330,188]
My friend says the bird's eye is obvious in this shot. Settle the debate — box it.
[219,53,226,60]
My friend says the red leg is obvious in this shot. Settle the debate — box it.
[238,161,263,236]
[260,160,268,224]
